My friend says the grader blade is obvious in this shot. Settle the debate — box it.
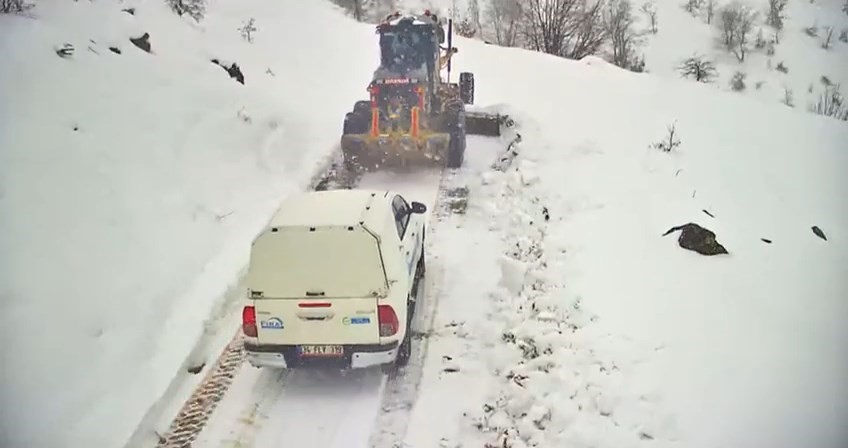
[341,132,450,172]
[465,111,503,137]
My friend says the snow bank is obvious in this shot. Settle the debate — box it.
[404,31,848,448]
[0,1,377,447]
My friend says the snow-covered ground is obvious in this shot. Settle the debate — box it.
[397,33,848,448]
[407,0,848,116]
[2,1,847,448]
[0,1,376,447]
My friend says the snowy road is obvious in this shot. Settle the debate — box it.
[184,136,506,448]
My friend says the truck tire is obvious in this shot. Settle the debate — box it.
[459,72,475,105]
[343,111,368,135]
[353,100,371,116]
[396,330,412,366]
[447,129,466,168]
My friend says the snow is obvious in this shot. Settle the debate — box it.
[397,31,848,448]
[0,1,377,447]
[2,1,847,448]
[641,0,848,111]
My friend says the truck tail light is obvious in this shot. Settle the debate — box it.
[242,305,257,338]
[378,305,399,337]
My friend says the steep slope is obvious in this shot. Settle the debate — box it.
[0,1,376,447]
[642,0,848,114]
[395,34,848,448]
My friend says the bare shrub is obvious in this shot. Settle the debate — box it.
[684,0,703,16]
[652,121,681,152]
[730,71,747,91]
[455,16,478,37]
[167,0,206,22]
[677,55,718,82]
[840,29,848,43]
[0,0,34,14]
[804,25,819,37]
[783,87,794,107]
[809,85,848,121]
[239,18,257,43]
[776,60,788,72]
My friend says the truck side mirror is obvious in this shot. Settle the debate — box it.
[410,201,427,214]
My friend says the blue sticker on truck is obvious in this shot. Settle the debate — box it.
[343,316,371,325]
[260,317,284,329]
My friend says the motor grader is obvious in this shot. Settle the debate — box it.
[340,11,500,171]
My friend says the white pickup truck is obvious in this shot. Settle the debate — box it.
[240,188,427,370]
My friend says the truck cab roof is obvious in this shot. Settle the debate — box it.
[266,189,395,235]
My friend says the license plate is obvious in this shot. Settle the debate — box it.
[298,345,344,357]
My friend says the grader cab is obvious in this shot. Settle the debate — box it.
[340,11,501,171]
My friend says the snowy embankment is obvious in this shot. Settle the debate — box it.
[401,35,848,448]
[0,1,375,447]
[641,0,848,112]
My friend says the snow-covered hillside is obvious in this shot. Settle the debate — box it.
[394,0,848,118]
[0,1,376,447]
[2,1,847,448]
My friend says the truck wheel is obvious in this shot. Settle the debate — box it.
[343,111,368,135]
[396,330,412,366]
[447,129,465,168]
[353,100,371,116]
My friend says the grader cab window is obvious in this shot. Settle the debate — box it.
[379,25,434,74]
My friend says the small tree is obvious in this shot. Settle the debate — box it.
[678,55,718,82]
[484,0,522,46]
[239,18,257,43]
[605,0,641,69]
[766,0,788,30]
[455,16,477,37]
[167,0,205,22]
[641,1,658,33]
[717,1,758,62]
[705,0,716,24]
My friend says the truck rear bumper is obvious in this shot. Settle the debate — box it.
[243,341,399,370]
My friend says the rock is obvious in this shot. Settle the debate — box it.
[211,59,245,85]
[55,43,74,58]
[662,222,728,255]
[186,363,205,374]
[811,225,827,241]
[761,238,772,244]
[122,7,136,15]
[130,32,151,53]
[109,46,121,54]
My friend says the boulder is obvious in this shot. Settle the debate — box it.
[662,222,728,255]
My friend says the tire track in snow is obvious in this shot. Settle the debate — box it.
[366,169,456,448]
[157,331,245,448]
